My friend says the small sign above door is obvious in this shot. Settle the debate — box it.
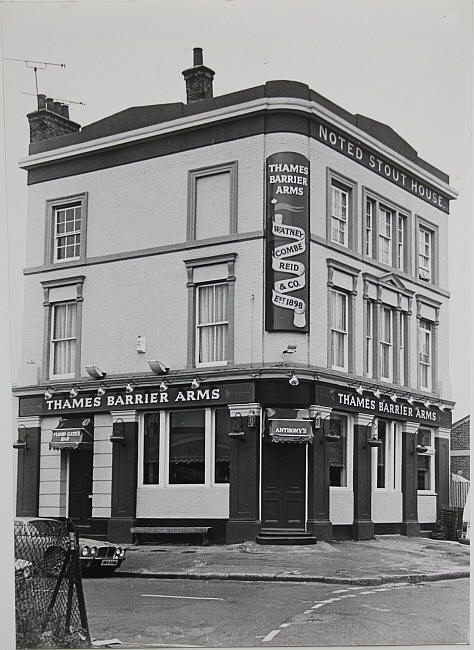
[268,419,313,443]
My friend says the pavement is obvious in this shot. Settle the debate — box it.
[116,534,470,586]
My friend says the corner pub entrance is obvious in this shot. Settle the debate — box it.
[15,377,451,544]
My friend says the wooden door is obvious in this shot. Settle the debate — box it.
[261,442,306,528]
[68,447,93,523]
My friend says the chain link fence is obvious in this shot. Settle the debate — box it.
[15,518,91,648]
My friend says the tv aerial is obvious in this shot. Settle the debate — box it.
[3,57,67,108]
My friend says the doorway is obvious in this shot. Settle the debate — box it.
[261,441,306,529]
[68,446,94,524]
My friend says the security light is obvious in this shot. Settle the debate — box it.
[159,380,168,392]
[191,378,200,389]
[148,360,169,375]
[86,365,107,379]
[97,385,106,397]
[373,388,381,399]
[44,387,53,399]
[125,383,134,393]
[70,387,78,398]
[355,384,364,395]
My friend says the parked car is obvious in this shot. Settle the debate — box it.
[14,517,126,577]
[79,537,126,575]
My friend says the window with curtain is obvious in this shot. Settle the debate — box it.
[365,300,374,378]
[214,407,231,483]
[418,319,432,390]
[418,226,432,282]
[380,307,393,381]
[365,198,374,257]
[169,409,205,484]
[399,312,407,385]
[378,206,393,266]
[364,194,407,272]
[143,413,160,484]
[327,415,347,487]
[196,283,229,365]
[50,302,77,377]
[376,420,387,488]
[330,290,348,371]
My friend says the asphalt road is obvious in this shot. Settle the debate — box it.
[83,576,470,648]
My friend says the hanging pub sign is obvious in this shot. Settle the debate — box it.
[265,152,310,332]
[268,419,313,443]
[49,417,94,450]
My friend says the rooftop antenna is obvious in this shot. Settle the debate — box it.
[20,91,85,107]
[3,57,66,108]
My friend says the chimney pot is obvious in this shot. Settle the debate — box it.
[46,97,55,112]
[37,94,46,110]
[52,101,62,114]
[193,47,203,66]
[60,104,70,119]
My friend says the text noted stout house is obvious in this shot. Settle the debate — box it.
[13,50,457,543]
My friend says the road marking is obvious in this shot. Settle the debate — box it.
[141,594,223,601]
[332,588,349,593]
[279,623,290,628]
[262,629,281,643]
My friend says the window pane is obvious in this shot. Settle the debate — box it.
[197,284,228,363]
[169,410,205,484]
[327,417,347,487]
[143,413,160,484]
[417,454,430,490]
[215,407,231,483]
[377,421,387,488]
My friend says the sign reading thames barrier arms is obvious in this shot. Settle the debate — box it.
[265,152,310,332]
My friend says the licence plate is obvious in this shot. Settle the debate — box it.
[101,559,118,567]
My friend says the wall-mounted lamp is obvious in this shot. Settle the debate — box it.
[247,410,257,429]
[159,380,168,392]
[110,418,125,444]
[148,360,169,375]
[289,372,299,387]
[86,365,107,379]
[44,387,53,400]
[320,414,340,443]
[229,412,245,439]
[366,418,382,448]
[390,392,398,403]
[373,388,381,399]
[125,382,134,394]
[313,411,322,430]
[13,424,28,450]
[438,402,447,412]
[191,378,200,389]
[283,344,297,355]
[97,385,106,397]
[355,384,364,395]
[70,387,79,398]
[424,400,432,409]
[407,395,415,406]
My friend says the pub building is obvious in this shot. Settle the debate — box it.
[13,49,456,544]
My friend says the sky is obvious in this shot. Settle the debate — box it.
[0,0,472,421]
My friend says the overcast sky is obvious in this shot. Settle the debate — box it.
[1,0,472,420]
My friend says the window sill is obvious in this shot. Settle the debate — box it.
[417,491,437,496]
[138,483,230,489]
[196,361,229,368]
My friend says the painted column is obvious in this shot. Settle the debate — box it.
[108,410,139,543]
[352,413,374,540]
[401,421,420,536]
[307,405,333,540]
[226,403,261,543]
[15,417,41,517]
[435,427,450,520]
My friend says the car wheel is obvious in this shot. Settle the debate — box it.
[43,546,68,578]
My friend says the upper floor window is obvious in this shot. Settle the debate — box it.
[398,311,407,386]
[45,194,88,265]
[331,185,349,246]
[196,283,229,366]
[187,162,238,241]
[330,289,348,371]
[327,171,356,250]
[418,319,432,390]
[365,300,375,378]
[363,193,408,272]
[418,225,433,282]
[380,306,393,381]
[50,302,77,378]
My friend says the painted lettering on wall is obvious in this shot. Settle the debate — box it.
[265,152,310,332]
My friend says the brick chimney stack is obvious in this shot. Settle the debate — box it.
[182,48,215,103]
[27,94,81,144]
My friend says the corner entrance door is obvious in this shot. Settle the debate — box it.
[261,442,306,528]
[68,447,93,524]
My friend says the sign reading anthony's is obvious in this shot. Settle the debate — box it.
[265,152,310,332]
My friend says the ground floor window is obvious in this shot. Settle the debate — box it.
[141,407,232,486]
[417,428,435,491]
[327,414,348,487]
[372,420,399,490]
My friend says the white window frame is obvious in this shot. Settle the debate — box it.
[372,420,397,491]
[53,203,82,263]
[418,226,432,282]
[380,306,393,381]
[330,289,348,371]
[45,193,88,266]
[328,413,353,490]
[138,408,227,488]
[49,301,77,379]
[195,282,229,368]
[417,428,435,493]
[365,198,374,257]
[378,206,393,266]
[330,185,349,247]
[398,311,406,385]
[363,191,408,272]
[365,300,374,378]
[418,319,432,391]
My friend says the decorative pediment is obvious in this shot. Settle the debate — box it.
[379,272,407,291]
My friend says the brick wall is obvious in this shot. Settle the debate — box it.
[450,416,470,480]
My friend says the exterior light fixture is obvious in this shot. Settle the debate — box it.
[424,400,432,409]
[229,412,245,439]
[313,412,322,429]
[13,424,28,450]
[355,384,364,395]
[283,344,297,355]
[390,392,398,403]
[44,387,53,399]
[191,378,200,389]
[70,387,78,398]
[289,372,299,386]
[110,418,125,444]
[159,380,168,392]
[373,388,381,399]
[366,418,382,447]
[125,383,134,394]
[148,360,169,375]
[97,385,106,397]
[438,402,447,412]
[407,395,415,405]
[85,365,107,379]
[247,410,257,429]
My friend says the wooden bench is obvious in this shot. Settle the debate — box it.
[130,526,212,546]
